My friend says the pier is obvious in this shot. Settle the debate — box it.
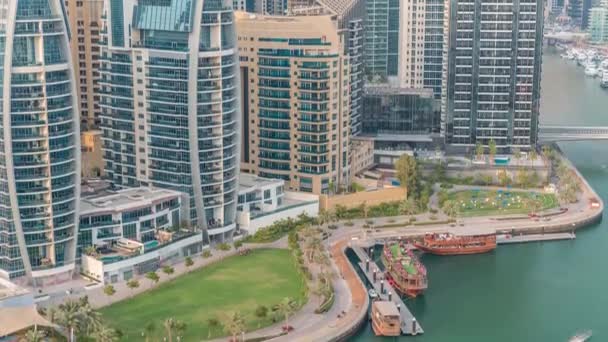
[351,245,424,336]
[497,232,575,245]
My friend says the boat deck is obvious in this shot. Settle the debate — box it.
[352,245,424,336]
[497,233,575,245]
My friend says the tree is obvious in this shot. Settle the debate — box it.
[516,168,530,188]
[126,279,140,297]
[162,265,175,278]
[488,139,497,161]
[145,271,160,288]
[233,240,243,251]
[93,325,119,342]
[527,198,543,216]
[394,154,418,196]
[76,297,102,336]
[475,142,484,161]
[273,297,297,331]
[497,169,511,187]
[103,285,116,305]
[221,311,246,342]
[184,256,194,272]
[163,318,186,342]
[437,189,449,207]
[202,250,212,258]
[442,200,459,219]
[334,205,347,220]
[360,201,369,219]
[20,326,46,342]
[398,198,418,216]
[207,316,220,339]
[529,149,538,162]
[254,305,269,327]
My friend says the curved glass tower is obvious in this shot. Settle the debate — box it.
[100,0,240,242]
[0,0,81,283]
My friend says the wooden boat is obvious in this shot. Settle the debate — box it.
[382,242,427,298]
[371,301,401,336]
[414,233,496,255]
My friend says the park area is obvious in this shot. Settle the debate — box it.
[101,249,307,340]
[448,189,559,217]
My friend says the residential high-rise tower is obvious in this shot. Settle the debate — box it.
[99,0,241,242]
[65,0,103,129]
[442,0,544,151]
[0,0,82,284]
[236,12,351,194]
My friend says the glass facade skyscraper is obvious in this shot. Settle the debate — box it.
[365,0,400,79]
[0,0,82,283]
[442,0,543,151]
[99,0,240,242]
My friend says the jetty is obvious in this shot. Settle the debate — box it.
[351,245,424,336]
[497,232,575,245]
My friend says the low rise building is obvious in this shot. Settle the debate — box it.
[78,187,203,284]
[236,174,319,235]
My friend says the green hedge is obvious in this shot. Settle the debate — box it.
[244,214,315,243]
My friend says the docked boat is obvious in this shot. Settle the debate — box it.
[371,301,401,337]
[601,72,608,89]
[382,242,428,298]
[585,65,598,77]
[415,233,497,255]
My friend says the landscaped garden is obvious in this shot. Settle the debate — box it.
[447,189,559,217]
[101,249,307,341]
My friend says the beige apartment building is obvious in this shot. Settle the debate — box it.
[65,0,103,129]
[236,12,351,194]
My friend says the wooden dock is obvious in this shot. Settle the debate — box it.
[497,232,576,245]
[351,245,424,336]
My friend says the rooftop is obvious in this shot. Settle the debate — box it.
[239,173,283,191]
[80,187,183,215]
[373,301,400,317]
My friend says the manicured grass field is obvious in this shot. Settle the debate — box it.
[101,249,307,341]
[448,190,559,217]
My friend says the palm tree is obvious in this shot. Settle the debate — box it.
[56,300,82,342]
[207,316,220,339]
[475,141,484,161]
[488,139,497,161]
[162,319,186,342]
[184,256,194,272]
[145,271,160,288]
[162,265,175,278]
[20,326,46,342]
[77,298,102,335]
[304,237,322,263]
[84,246,98,257]
[126,279,140,297]
[93,325,119,342]
[103,284,116,305]
[273,297,297,331]
[221,311,245,342]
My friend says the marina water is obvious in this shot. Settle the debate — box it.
[351,49,608,341]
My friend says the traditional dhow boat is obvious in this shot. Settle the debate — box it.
[415,232,496,255]
[371,301,401,336]
[382,242,428,298]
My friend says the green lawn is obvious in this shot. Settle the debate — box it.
[448,190,559,217]
[101,249,307,341]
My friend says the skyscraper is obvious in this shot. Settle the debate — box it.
[65,0,103,129]
[442,0,543,151]
[99,0,241,242]
[0,0,82,284]
[364,0,400,79]
[236,12,351,194]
